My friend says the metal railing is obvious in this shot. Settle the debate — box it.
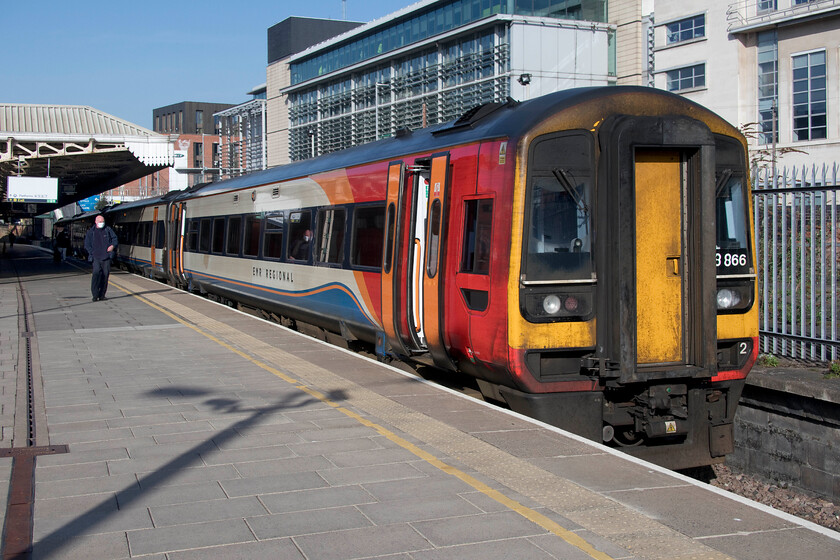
[727,0,840,32]
[753,163,839,361]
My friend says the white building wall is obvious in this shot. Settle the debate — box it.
[508,18,612,100]
[653,0,741,127]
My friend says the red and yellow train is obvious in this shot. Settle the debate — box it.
[64,87,758,469]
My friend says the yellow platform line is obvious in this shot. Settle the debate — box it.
[110,279,614,560]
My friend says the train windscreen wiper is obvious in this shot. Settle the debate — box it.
[552,167,590,217]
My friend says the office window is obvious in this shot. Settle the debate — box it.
[757,31,778,145]
[792,51,827,141]
[194,142,204,168]
[196,110,204,134]
[666,64,705,92]
[666,15,705,44]
[758,0,777,11]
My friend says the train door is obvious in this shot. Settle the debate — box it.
[635,150,684,364]
[166,202,186,285]
[423,153,456,369]
[150,206,159,271]
[629,145,715,376]
[380,160,430,356]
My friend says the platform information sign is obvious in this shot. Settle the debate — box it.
[6,176,58,203]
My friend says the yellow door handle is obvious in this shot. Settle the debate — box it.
[666,256,680,276]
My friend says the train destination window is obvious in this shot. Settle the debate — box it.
[212,217,225,253]
[243,214,260,257]
[226,216,242,255]
[263,212,284,260]
[524,132,593,281]
[199,218,211,253]
[460,199,493,274]
[351,204,384,268]
[287,210,312,261]
[316,208,346,264]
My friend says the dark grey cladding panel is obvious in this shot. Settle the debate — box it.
[268,17,363,64]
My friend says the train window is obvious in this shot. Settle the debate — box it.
[351,205,384,268]
[155,222,165,249]
[199,219,211,253]
[524,132,593,281]
[460,199,493,274]
[212,217,225,253]
[226,216,242,255]
[287,210,312,262]
[426,199,442,277]
[714,136,752,275]
[139,222,151,247]
[384,203,396,274]
[263,212,284,260]
[185,221,198,251]
[243,214,260,257]
[315,208,346,264]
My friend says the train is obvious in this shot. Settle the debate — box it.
[61,87,758,470]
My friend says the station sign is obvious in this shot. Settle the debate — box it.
[5,176,58,203]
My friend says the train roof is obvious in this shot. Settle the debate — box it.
[122,86,736,206]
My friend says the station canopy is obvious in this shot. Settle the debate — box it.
[0,103,173,217]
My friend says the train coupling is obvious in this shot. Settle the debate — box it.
[634,384,689,439]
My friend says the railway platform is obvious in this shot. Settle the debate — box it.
[1,244,839,560]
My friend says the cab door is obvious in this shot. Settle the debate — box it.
[635,150,684,364]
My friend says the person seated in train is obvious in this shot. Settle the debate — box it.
[289,229,312,261]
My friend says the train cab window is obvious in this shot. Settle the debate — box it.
[351,205,384,268]
[243,214,260,257]
[212,217,225,253]
[287,211,312,262]
[185,221,198,251]
[226,216,242,255]
[199,219,211,253]
[460,199,493,274]
[714,135,754,313]
[263,212,284,260]
[523,132,593,281]
[315,208,346,265]
[155,222,165,249]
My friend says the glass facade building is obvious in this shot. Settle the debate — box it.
[284,0,612,161]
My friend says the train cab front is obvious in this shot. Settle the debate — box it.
[497,93,759,470]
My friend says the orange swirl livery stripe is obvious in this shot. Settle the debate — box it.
[313,169,355,206]
[186,269,378,326]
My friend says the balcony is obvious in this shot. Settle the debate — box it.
[727,0,840,32]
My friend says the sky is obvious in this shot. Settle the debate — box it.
[3,0,413,130]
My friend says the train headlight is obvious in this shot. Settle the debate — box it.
[715,282,755,313]
[521,288,594,323]
[543,295,562,315]
[716,288,740,309]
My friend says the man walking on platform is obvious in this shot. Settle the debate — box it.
[84,215,118,301]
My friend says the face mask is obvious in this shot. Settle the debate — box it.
[96,222,105,229]
[304,235,310,242]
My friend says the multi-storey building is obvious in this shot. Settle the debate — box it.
[653,0,840,168]
[267,1,617,163]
